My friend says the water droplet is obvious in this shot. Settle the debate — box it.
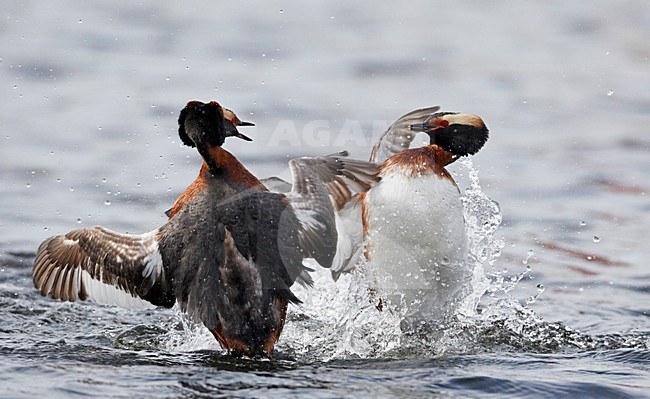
[69,187,74,192]
[104,200,111,206]
[593,236,601,243]
[26,183,31,188]
[78,19,83,24]
[522,249,534,265]
[76,218,82,224]
[579,221,586,227]
[102,178,107,183]
[56,178,61,183]
[607,90,614,96]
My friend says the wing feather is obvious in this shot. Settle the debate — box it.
[369,106,441,163]
[287,153,379,269]
[32,226,173,309]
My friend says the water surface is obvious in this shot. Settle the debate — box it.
[2,1,649,398]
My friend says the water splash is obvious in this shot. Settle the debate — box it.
[276,158,505,359]
[276,265,400,360]
[163,306,220,353]
[160,159,646,359]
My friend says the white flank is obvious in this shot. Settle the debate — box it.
[330,209,364,277]
[364,172,471,314]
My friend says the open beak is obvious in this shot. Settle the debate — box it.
[224,120,254,141]
[232,131,253,141]
[235,120,254,141]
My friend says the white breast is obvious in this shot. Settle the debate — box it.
[364,172,471,320]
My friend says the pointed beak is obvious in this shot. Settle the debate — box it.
[233,131,253,141]
[234,120,254,141]
[224,121,254,142]
[409,122,428,132]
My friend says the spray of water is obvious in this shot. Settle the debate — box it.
[277,157,507,359]
[162,158,646,358]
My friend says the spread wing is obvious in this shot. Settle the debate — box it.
[32,226,174,309]
[369,106,441,163]
[267,151,380,209]
[287,153,379,269]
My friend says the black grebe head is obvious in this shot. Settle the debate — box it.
[178,101,254,148]
[178,101,228,148]
[410,112,489,156]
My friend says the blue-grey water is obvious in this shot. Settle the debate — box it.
[2,1,649,398]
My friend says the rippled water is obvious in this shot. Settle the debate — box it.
[2,1,650,398]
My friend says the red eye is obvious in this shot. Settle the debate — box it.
[439,119,449,128]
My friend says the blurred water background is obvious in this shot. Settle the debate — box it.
[2,1,649,398]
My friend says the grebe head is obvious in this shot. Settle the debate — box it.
[178,101,254,148]
[410,112,489,156]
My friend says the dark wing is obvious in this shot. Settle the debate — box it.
[32,226,174,309]
[260,177,293,193]
[287,153,379,269]
[287,158,337,269]
[237,181,315,288]
[369,106,441,163]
